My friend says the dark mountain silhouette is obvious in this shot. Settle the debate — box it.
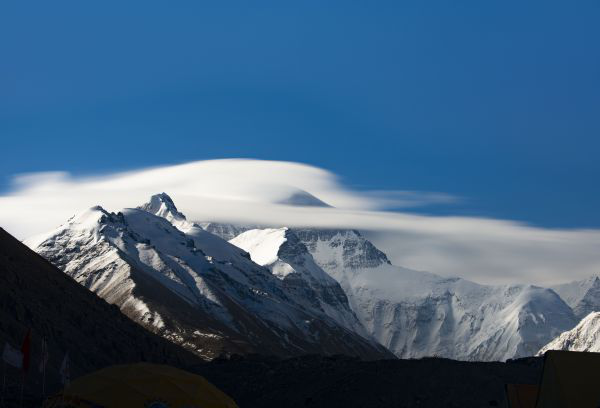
[0,227,199,404]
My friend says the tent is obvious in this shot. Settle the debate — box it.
[505,384,538,408]
[43,363,238,408]
[535,350,600,408]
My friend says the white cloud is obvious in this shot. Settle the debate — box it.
[360,190,461,209]
[1,158,598,286]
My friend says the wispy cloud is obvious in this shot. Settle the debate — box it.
[359,190,461,210]
[1,159,598,286]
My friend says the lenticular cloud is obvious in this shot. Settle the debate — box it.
[0,159,446,234]
[1,158,600,286]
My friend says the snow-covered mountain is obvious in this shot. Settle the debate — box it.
[230,228,367,336]
[26,194,391,361]
[289,229,577,361]
[551,276,600,320]
[205,224,579,361]
[25,191,586,362]
[538,312,600,354]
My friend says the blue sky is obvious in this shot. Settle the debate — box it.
[1,0,599,228]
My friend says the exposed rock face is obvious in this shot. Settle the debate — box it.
[538,312,600,354]
[294,229,390,270]
[27,195,391,361]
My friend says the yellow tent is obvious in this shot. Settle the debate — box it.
[43,363,238,408]
[535,350,600,408]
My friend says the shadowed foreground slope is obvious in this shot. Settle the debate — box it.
[0,227,199,402]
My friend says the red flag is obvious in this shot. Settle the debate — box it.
[20,329,31,373]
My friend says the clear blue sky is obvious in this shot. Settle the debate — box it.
[1,1,599,227]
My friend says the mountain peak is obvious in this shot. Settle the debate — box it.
[138,193,189,224]
[276,190,332,208]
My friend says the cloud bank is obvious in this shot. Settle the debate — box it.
[1,159,599,286]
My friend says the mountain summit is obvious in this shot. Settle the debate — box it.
[137,192,192,231]
[138,192,186,220]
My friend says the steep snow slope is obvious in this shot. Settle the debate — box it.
[538,312,600,354]
[27,195,390,361]
[230,228,368,336]
[551,276,600,320]
[292,229,577,361]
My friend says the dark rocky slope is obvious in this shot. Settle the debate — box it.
[0,227,199,403]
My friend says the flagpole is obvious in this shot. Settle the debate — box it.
[40,337,47,402]
[1,361,6,408]
[19,372,24,408]
[42,360,46,401]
